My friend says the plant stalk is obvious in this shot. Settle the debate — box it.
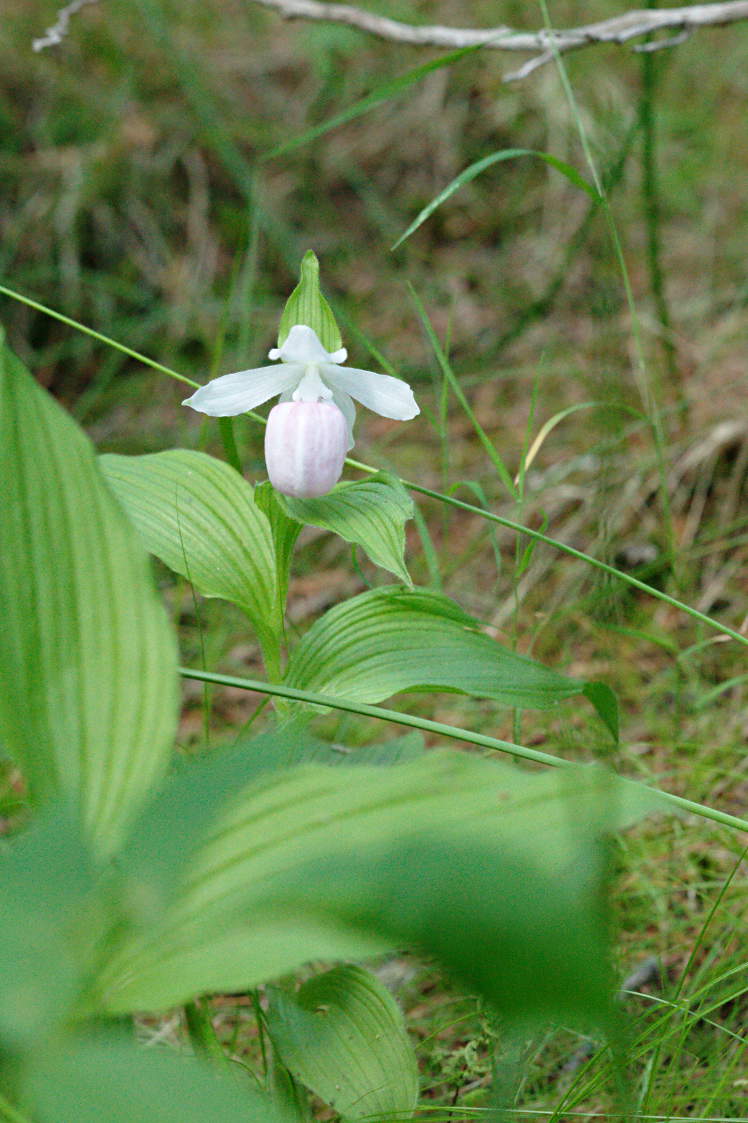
[179,665,748,835]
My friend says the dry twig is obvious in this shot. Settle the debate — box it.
[32,0,100,52]
[31,1,748,78]
[249,0,748,78]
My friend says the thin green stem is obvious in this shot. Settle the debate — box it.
[537,0,677,579]
[181,665,566,768]
[409,284,517,500]
[184,999,230,1068]
[218,417,242,475]
[178,666,748,835]
[0,283,199,388]
[640,11,679,388]
[2,282,744,647]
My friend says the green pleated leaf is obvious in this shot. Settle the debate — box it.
[0,337,178,851]
[99,750,663,1017]
[278,250,342,352]
[281,472,414,584]
[26,1033,292,1123]
[100,449,280,659]
[267,965,419,1121]
[284,586,600,714]
[393,147,601,249]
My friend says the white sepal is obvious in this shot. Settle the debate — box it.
[269,324,347,365]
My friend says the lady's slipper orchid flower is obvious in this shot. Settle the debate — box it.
[183,324,419,497]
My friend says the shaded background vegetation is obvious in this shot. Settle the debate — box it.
[2,1,747,1116]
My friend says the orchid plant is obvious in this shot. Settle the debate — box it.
[183,252,419,497]
[0,258,659,1122]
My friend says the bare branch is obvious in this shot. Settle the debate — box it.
[31,0,748,78]
[633,29,693,52]
[246,0,748,77]
[33,0,99,52]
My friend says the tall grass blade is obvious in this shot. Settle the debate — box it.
[393,148,600,249]
[263,45,486,162]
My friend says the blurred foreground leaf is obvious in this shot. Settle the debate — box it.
[120,726,425,904]
[100,750,662,1022]
[0,334,178,851]
[0,810,96,1053]
[25,1033,291,1123]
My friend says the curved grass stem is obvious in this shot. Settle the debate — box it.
[0,284,199,389]
[179,665,748,835]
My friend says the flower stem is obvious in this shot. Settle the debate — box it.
[184,999,230,1068]
[218,417,243,475]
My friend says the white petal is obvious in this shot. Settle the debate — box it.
[292,367,333,402]
[321,364,419,421]
[270,324,342,366]
[182,363,302,417]
[331,389,356,451]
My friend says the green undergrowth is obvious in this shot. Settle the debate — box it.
[2,0,747,1118]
